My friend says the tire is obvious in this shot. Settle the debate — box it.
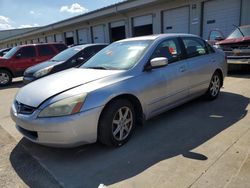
[0,70,12,87]
[205,71,222,100]
[98,99,135,147]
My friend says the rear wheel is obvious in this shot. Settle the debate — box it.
[98,99,135,147]
[205,71,222,100]
[0,70,12,87]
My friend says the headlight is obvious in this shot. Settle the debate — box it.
[33,66,53,78]
[38,93,87,118]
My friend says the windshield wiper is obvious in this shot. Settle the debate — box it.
[233,24,245,37]
[86,66,109,70]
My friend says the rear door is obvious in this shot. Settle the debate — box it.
[36,45,56,64]
[180,37,215,95]
[11,46,36,75]
[144,37,189,116]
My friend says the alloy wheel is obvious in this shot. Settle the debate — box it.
[210,74,220,97]
[112,106,133,141]
[0,72,9,85]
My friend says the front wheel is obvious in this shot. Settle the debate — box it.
[205,72,222,100]
[98,99,135,147]
[0,70,12,87]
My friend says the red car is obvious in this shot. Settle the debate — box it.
[0,43,67,86]
[208,25,250,65]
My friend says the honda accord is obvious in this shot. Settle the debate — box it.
[11,34,227,147]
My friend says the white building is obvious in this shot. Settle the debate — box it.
[0,0,249,48]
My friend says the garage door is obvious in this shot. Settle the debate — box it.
[78,28,89,44]
[46,35,54,43]
[133,14,153,37]
[39,37,45,43]
[55,34,63,43]
[33,39,38,44]
[110,20,126,42]
[203,0,241,40]
[65,31,75,45]
[163,6,189,34]
[92,25,105,43]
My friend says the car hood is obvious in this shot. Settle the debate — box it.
[25,60,65,75]
[216,36,250,45]
[16,68,123,107]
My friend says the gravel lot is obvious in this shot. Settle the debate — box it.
[0,74,250,188]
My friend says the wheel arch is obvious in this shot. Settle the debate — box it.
[0,67,14,77]
[98,93,144,127]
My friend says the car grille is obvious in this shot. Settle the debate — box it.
[15,101,36,115]
[221,44,250,57]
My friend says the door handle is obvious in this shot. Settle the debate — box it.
[211,58,216,63]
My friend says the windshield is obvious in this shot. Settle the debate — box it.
[227,27,250,39]
[3,47,19,59]
[81,40,152,70]
[51,46,82,62]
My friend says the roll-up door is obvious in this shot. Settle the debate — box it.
[163,6,189,34]
[203,0,241,39]
[110,20,126,42]
[78,28,89,44]
[46,35,54,43]
[133,15,153,37]
[92,25,105,43]
[65,31,75,45]
[55,34,63,43]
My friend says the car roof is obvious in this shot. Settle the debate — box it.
[17,43,66,48]
[118,33,198,42]
[73,43,108,48]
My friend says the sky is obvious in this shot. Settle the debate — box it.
[0,0,123,30]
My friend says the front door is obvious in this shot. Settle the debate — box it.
[142,38,189,117]
[11,46,36,76]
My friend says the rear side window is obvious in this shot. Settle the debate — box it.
[182,37,207,58]
[53,44,67,52]
[151,38,182,63]
[18,46,36,58]
[37,45,55,56]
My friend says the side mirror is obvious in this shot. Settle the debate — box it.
[145,57,168,71]
[16,53,21,58]
[215,36,224,41]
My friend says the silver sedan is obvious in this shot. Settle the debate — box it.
[11,34,227,147]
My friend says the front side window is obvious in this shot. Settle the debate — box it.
[18,46,36,58]
[151,38,182,63]
[182,37,207,58]
[81,40,152,70]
